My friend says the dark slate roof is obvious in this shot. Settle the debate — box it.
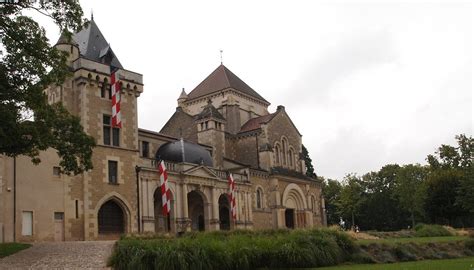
[196,100,225,121]
[239,113,277,133]
[56,31,78,46]
[187,64,269,104]
[72,20,123,68]
[156,139,213,167]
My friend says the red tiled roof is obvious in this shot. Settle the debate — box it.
[187,64,269,104]
[239,113,277,133]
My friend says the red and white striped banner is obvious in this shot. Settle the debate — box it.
[228,173,236,220]
[158,160,171,216]
[110,71,122,128]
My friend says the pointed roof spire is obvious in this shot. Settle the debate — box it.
[72,19,123,68]
[91,9,94,21]
[178,88,188,100]
[56,31,78,46]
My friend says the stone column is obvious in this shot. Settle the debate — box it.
[210,187,219,230]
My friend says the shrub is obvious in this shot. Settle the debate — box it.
[465,239,474,251]
[109,228,356,270]
[414,224,452,237]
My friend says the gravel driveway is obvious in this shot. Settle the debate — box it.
[0,241,115,269]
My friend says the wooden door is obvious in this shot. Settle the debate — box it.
[54,212,64,241]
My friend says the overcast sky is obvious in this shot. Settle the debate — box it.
[37,0,472,180]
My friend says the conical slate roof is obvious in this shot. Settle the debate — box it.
[187,64,269,104]
[72,19,122,68]
[56,31,78,46]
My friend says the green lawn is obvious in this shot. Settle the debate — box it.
[314,257,474,270]
[357,235,468,245]
[0,243,31,258]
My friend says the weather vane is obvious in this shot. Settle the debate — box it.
[220,49,223,65]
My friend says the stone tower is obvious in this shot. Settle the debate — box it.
[196,99,226,168]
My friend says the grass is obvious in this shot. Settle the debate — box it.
[357,235,468,245]
[314,256,474,270]
[0,243,31,258]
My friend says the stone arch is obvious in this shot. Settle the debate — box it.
[218,194,231,230]
[282,183,308,229]
[187,190,208,231]
[153,185,175,233]
[95,192,132,236]
[282,183,307,210]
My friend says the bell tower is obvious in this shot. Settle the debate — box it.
[196,99,226,168]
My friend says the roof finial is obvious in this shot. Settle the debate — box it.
[220,49,223,65]
[91,9,94,20]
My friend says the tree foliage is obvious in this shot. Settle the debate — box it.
[0,1,95,174]
[321,134,473,230]
[302,144,316,178]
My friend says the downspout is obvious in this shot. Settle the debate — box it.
[13,156,16,242]
[135,165,141,233]
[255,133,260,169]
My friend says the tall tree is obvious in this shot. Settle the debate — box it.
[322,178,342,225]
[426,134,473,225]
[302,144,316,177]
[393,164,427,229]
[337,174,364,229]
[1,1,95,174]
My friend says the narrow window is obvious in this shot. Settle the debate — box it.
[282,139,287,165]
[112,128,120,146]
[22,211,33,236]
[142,141,149,158]
[103,115,111,145]
[108,85,112,100]
[289,149,293,167]
[54,212,64,221]
[256,189,262,209]
[275,145,280,164]
[108,160,118,184]
[75,200,79,219]
[205,121,209,129]
[53,166,61,176]
[100,83,106,98]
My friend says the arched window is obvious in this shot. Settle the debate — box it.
[282,138,288,165]
[256,188,263,209]
[289,148,294,168]
[275,144,281,165]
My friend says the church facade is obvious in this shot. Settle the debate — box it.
[0,20,325,242]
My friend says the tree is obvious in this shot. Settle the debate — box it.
[425,134,473,225]
[337,174,364,229]
[1,1,95,174]
[393,164,427,229]
[302,144,316,177]
[322,178,342,225]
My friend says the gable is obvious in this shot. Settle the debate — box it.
[265,109,302,152]
[159,108,198,142]
[183,165,219,179]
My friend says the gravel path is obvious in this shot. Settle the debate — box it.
[0,241,115,270]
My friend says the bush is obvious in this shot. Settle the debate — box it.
[465,239,474,251]
[414,224,453,237]
[109,228,356,270]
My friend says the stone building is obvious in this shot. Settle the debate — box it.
[0,19,325,242]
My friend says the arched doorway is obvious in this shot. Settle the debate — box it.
[98,200,125,234]
[218,194,231,230]
[188,191,205,231]
[154,188,173,233]
[285,209,295,229]
[282,184,307,229]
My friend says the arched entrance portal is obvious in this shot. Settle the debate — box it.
[218,194,231,230]
[98,200,125,234]
[154,188,173,232]
[282,184,308,229]
[188,191,205,231]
